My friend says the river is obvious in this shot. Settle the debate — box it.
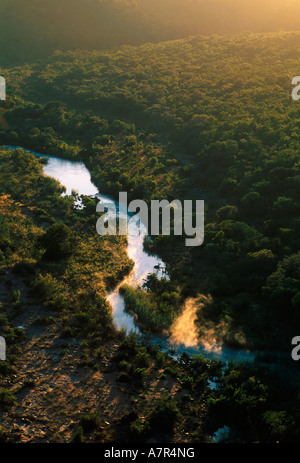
[4,146,257,364]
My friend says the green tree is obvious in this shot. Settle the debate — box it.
[39,222,75,260]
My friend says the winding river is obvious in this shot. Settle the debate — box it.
[4,146,257,364]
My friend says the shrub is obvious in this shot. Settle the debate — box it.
[70,426,84,443]
[149,396,180,433]
[11,290,21,309]
[0,389,16,409]
[38,222,75,260]
[79,413,101,433]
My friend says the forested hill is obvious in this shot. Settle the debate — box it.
[2,0,300,66]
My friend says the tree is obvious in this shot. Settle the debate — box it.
[39,222,75,260]
[264,252,300,321]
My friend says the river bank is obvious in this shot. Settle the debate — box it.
[4,146,274,362]
[2,145,260,365]
[1,145,299,444]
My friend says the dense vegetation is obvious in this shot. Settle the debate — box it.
[1,31,300,350]
[1,153,298,444]
[0,148,133,336]
[2,0,300,66]
[1,4,300,441]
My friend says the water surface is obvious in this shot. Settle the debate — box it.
[4,146,256,363]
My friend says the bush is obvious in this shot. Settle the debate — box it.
[11,290,21,309]
[79,413,101,433]
[149,396,180,433]
[0,389,16,409]
[70,426,84,443]
[38,222,75,260]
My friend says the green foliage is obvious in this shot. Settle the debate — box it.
[38,222,75,261]
[1,17,300,443]
[2,31,299,343]
[11,290,21,309]
[148,395,180,433]
[207,360,300,442]
[120,284,177,332]
[1,0,300,66]
[261,410,295,442]
[264,252,300,323]
[0,389,16,410]
[70,426,84,443]
[114,334,151,388]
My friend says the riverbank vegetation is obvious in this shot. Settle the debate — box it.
[1,24,300,442]
[119,274,182,332]
[0,147,135,340]
[1,31,300,350]
[1,148,300,443]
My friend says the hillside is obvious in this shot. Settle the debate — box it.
[1,0,300,66]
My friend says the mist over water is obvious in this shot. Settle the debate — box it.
[170,296,222,354]
[4,146,256,363]
[170,298,202,349]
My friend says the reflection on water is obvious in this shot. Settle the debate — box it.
[3,146,256,363]
[4,146,99,196]
[4,146,166,332]
[44,157,99,197]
